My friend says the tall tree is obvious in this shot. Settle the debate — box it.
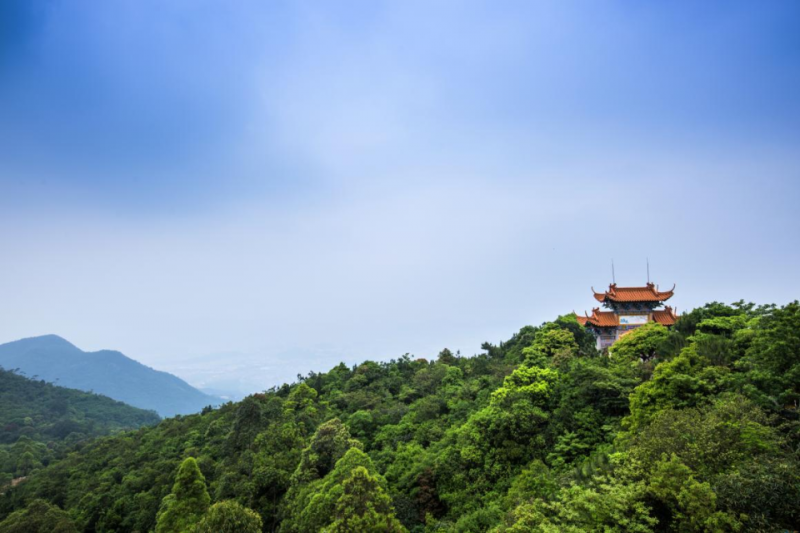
[327,466,406,532]
[155,457,210,533]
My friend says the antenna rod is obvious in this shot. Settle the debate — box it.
[612,259,616,284]
[647,258,650,284]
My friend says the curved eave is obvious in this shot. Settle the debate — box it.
[652,306,679,326]
[575,313,589,326]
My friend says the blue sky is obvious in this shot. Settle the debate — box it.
[1,1,799,395]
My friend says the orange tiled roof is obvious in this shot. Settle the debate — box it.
[575,308,619,327]
[593,282,675,303]
[652,306,679,326]
[575,305,680,328]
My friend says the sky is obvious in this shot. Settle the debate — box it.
[1,0,799,397]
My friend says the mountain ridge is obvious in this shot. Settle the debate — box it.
[0,335,220,417]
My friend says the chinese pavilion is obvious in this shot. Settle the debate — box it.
[575,282,678,350]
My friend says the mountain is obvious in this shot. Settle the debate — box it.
[1,302,797,532]
[0,367,160,482]
[0,335,220,417]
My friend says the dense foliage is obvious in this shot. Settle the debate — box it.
[1,301,798,532]
[0,367,159,486]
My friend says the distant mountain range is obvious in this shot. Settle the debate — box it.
[0,335,220,417]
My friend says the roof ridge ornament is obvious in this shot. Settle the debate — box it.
[611,259,616,285]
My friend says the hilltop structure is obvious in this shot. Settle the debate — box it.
[576,282,678,350]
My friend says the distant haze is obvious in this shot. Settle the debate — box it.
[1,1,799,397]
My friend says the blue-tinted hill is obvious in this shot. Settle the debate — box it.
[0,335,220,417]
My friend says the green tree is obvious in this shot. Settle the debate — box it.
[250,420,306,530]
[494,476,657,533]
[326,466,406,532]
[610,323,669,363]
[0,499,77,533]
[674,302,741,337]
[522,325,579,367]
[16,450,40,476]
[646,454,743,532]
[743,301,800,408]
[195,501,262,533]
[625,345,727,431]
[155,457,211,533]
[437,365,559,514]
[282,448,378,533]
[504,460,557,509]
[280,418,366,532]
[293,418,362,483]
[554,314,598,357]
[626,395,799,529]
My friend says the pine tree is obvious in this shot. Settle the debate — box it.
[155,457,210,533]
[327,466,406,532]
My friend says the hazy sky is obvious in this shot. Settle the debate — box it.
[1,1,799,395]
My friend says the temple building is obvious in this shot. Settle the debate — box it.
[575,282,678,350]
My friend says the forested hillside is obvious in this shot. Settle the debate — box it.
[0,335,219,417]
[0,302,798,532]
[0,368,159,487]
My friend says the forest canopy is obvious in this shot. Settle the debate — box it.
[0,368,160,486]
[0,301,798,532]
